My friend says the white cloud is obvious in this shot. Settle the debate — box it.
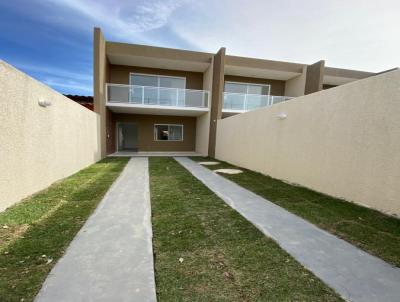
[44,0,190,42]
[17,63,91,82]
[14,62,92,95]
[170,0,400,72]
[42,79,92,93]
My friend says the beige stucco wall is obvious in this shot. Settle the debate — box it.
[195,61,213,155]
[215,70,400,216]
[0,61,101,212]
[285,66,307,97]
[93,28,109,158]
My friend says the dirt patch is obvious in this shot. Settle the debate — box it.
[0,224,29,250]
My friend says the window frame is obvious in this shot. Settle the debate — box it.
[153,124,184,142]
[224,81,271,96]
[129,73,186,89]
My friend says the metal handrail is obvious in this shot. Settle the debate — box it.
[223,92,294,111]
[107,83,210,94]
[106,83,209,108]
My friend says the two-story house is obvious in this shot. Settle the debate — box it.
[93,28,373,157]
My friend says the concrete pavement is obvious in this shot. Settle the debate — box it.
[176,157,400,302]
[35,157,156,302]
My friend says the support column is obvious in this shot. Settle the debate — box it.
[93,27,109,158]
[305,60,325,95]
[208,48,226,157]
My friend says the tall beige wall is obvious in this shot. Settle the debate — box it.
[93,27,109,158]
[215,70,400,216]
[0,61,101,212]
[285,66,307,97]
[196,61,213,155]
[304,60,325,95]
[208,48,226,157]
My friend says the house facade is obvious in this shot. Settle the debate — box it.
[93,27,373,157]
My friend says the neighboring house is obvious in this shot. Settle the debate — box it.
[93,27,374,157]
[64,95,94,111]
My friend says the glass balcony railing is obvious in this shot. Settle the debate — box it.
[223,92,294,111]
[107,84,209,108]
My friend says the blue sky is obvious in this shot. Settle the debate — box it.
[1,0,399,96]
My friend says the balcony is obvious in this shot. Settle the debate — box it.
[106,84,209,116]
[223,92,294,115]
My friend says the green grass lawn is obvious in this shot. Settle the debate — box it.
[191,157,400,267]
[150,157,342,301]
[0,157,129,302]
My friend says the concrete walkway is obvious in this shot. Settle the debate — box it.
[176,157,400,302]
[35,158,156,302]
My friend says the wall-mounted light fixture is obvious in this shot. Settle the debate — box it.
[38,100,52,107]
[276,112,287,120]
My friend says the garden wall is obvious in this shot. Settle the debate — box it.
[0,61,101,211]
[215,69,400,215]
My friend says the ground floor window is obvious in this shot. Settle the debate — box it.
[154,124,183,141]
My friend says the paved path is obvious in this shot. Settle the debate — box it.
[176,157,400,302]
[35,158,156,302]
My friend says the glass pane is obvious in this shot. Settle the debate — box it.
[271,96,290,104]
[159,87,177,106]
[131,75,158,87]
[108,85,129,102]
[247,84,270,95]
[143,87,158,105]
[155,125,169,140]
[224,93,245,110]
[177,89,185,106]
[246,94,268,110]
[185,90,204,107]
[159,77,185,89]
[169,125,183,141]
[224,82,247,94]
[129,86,143,104]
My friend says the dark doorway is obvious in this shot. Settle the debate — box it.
[117,123,138,151]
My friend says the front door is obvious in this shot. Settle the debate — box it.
[117,123,138,151]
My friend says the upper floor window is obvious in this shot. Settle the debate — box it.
[224,82,270,95]
[129,73,186,105]
[130,74,185,89]
[223,82,271,111]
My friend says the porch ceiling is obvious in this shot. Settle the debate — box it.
[225,55,304,80]
[106,42,212,72]
[323,67,374,85]
[107,103,209,117]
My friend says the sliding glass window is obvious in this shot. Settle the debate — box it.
[224,82,270,110]
[130,74,186,106]
[154,124,183,141]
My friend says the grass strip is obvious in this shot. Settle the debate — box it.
[150,157,342,301]
[191,157,400,267]
[0,157,129,302]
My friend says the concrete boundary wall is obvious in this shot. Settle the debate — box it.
[0,61,101,212]
[215,70,400,216]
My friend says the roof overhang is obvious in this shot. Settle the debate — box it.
[324,67,374,85]
[225,55,305,80]
[106,42,213,72]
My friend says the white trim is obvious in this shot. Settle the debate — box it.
[224,81,271,95]
[106,102,208,112]
[129,72,186,89]
[129,73,187,106]
[106,83,209,109]
[154,124,184,142]
[108,83,208,93]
